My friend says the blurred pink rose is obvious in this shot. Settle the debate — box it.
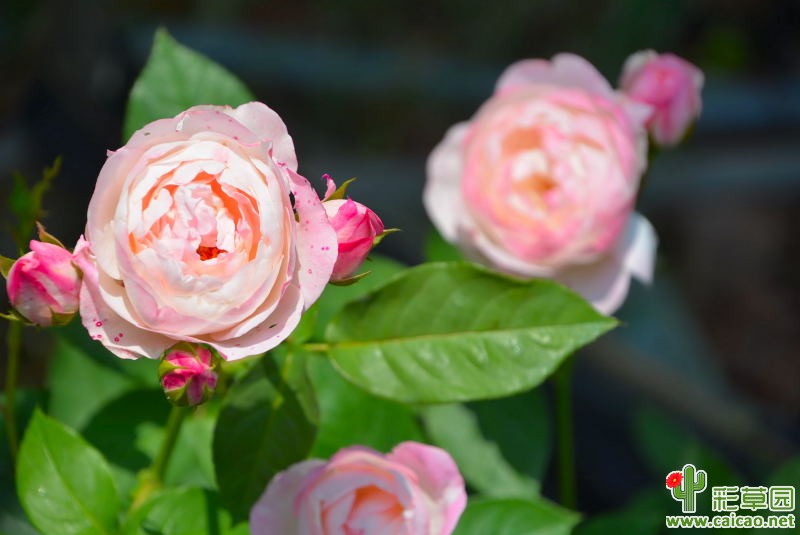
[425,53,657,313]
[620,50,703,147]
[158,342,220,406]
[322,176,384,281]
[250,442,467,535]
[6,240,81,326]
[74,102,337,360]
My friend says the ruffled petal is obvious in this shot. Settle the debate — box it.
[250,460,325,535]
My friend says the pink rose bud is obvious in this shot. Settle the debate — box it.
[158,342,221,407]
[620,50,704,147]
[323,194,384,282]
[6,240,81,326]
[251,442,467,535]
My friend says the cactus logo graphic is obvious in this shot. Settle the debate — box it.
[667,464,708,513]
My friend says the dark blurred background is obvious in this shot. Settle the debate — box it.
[1,0,799,515]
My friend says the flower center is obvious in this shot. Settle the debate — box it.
[196,244,226,261]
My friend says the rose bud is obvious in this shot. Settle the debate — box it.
[321,175,386,282]
[158,342,221,407]
[250,442,467,535]
[5,240,81,326]
[620,50,704,147]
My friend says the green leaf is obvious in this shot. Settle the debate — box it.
[8,158,61,253]
[453,498,580,535]
[326,262,616,403]
[35,222,66,249]
[16,409,120,535]
[633,406,742,488]
[422,404,540,499]
[469,388,552,484]
[310,254,406,342]
[124,28,255,141]
[575,507,660,535]
[213,350,318,521]
[120,487,241,535]
[308,358,424,458]
[425,227,462,262]
[47,332,156,431]
[325,177,357,200]
[0,256,14,278]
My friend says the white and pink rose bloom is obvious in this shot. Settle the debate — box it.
[424,53,659,314]
[620,50,704,147]
[73,102,344,360]
[250,442,467,535]
[5,240,82,327]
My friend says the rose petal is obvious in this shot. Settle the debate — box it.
[496,53,614,98]
[73,237,173,359]
[288,168,338,308]
[389,442,467,535]
[423,122,472,242]
[224,102,298,171]
[250,460,325,535]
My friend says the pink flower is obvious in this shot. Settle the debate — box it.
[73,102,338,360]
[250,442,467,535]
[158,342,220,406]
[424,53,657,313]
[322,177,384,281]
[620,50,704,147]
[6,240,81,326]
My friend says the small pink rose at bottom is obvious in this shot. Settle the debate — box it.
[250,442,467,535]
[158,342,221,407]
[6,240,81,326]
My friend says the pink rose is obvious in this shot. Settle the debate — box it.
[620,50,704,147]
[322,176,384,281]
[6,240,81,326]
[158,342,220,406]
[250,442,467,535]
[74,102,337,360]
[424,53,657,313]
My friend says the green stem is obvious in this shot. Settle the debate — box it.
[130,405,187,509]
[554,356,576,509]
[4,321,22,463]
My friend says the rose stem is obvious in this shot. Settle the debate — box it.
[3,321,21,463]
[130,404,187,509]
[554,355,577,509]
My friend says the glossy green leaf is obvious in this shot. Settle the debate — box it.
[47,332,156,431]
[123,28,254,141]
[16,410,120,535]
[453,498,580,535]
[121,487,242,535]
[213,350,318,521]
[326,262,616,403]
[422,404,540,499]
[308,358,424,458]
[310,254,406,342]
